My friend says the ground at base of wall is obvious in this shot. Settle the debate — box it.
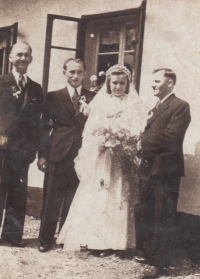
[0,216,199,279]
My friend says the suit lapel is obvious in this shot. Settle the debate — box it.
[2,73,21,103]
[147,107,159,125]
[80,87,93,103]
[80,88,86,97]
[146,94,176,126]
[60,87,74,114]
[3,73,18,88]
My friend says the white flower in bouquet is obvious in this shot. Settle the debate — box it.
[92,124,141,174]
[98,71,105,77]
[90,75,97,82]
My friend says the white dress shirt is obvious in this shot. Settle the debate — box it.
[66,83,82,100]
[160,92,174,104]
[12,69,28,87]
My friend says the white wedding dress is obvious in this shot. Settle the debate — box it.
[57,87,145,251]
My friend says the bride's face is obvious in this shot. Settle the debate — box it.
[110,74,128,97]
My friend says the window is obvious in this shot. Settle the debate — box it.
[42,15,85,93]
[43,1,146,94]
[82,3,146,92]
[0,23,18,75]
[96,19,138,82]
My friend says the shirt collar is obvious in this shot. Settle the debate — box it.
[12,68,28,85]
[160,92,174,104]
[66,83,82,99]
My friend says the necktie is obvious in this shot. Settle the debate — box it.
[156,100,161,110]
[19,75,25,91]
[18,75,26,107]
[72,88,80,116]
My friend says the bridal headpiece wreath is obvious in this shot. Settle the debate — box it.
[106,64,132,81]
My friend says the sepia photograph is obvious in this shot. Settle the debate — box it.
[0,0,200,278]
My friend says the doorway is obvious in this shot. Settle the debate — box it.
[42,1,146,94]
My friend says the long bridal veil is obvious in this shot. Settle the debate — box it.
[74,82,146,181]
[82,82,143,137]
[57,81,146,250]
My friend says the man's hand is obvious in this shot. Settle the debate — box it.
[37,157,47,172]
[137,140,142,151]
[79,100,90,116]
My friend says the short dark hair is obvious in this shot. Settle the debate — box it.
[106,71,130,94]
[10,42,32,55]
[153,68,176,85]
[63,58,86,71]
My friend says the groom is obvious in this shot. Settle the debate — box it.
[37,58,94,252]
[136,68,191,278]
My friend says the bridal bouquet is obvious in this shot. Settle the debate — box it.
[92,125,141,175]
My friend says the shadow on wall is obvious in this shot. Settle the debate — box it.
[175,140,200,264]
[178,140,200,216]
[26,187,43,219]
[27,141,200,219]
[26,187,62,220]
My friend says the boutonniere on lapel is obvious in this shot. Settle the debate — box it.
[80,95,87,103]
[79,95,90,116]
[147,111,154,119]
[7,85,21,99]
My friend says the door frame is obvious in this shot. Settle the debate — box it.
[0,22,18,74]
[81,0,146,93]
[42,14,85,95]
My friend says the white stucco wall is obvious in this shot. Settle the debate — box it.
[1,0,200,212]
[139,0,200,215]
[140,0,200,155]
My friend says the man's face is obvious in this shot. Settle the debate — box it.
[151,70,171,99]
[64,60,85,88]
[9,43,32,74]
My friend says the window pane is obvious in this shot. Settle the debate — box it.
[48,48,75,91]
[98,54,118,73]
[99,26,120,53]
[125,24,136,51]
[52,19,78,49]
[124,52,135,81]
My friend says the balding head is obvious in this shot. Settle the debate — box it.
[9,42,32,74]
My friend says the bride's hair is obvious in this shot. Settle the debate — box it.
[106,64,131,94]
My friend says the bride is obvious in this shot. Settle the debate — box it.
[57,64,145,255]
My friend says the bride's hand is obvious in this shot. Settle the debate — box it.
[79,100,90,116]
[37,157,47,172]
[136,140,142,151]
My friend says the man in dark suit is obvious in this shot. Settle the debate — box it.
[0,42,43,247]
[37,58,94,252]
[135,68,191,278]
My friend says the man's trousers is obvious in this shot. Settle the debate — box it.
[135,174,180,268]
[0,150,30,242]
[39,151,79,246]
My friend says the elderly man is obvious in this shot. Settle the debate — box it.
[37,58,94,252]
[136,68,191,278]
[0,42,43,247]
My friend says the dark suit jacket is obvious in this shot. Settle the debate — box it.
[0,73,43,162]
[38,86,94,162]
[140,94,191,177]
